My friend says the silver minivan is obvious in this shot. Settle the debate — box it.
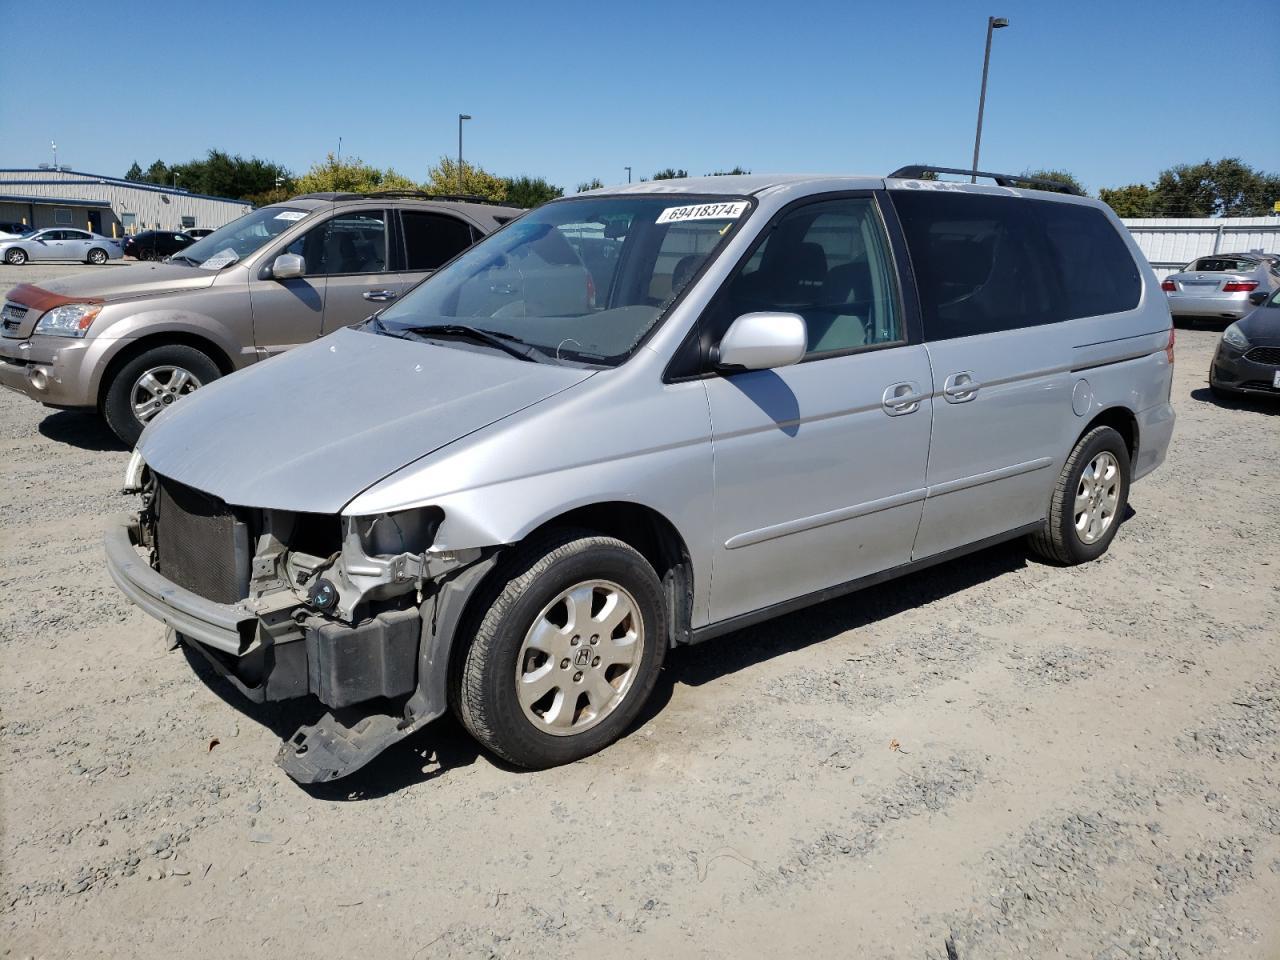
[106,170,1176,782]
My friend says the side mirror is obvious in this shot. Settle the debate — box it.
[715,312,807,371]
[1248,290,1269,306]
[270,253,305,281]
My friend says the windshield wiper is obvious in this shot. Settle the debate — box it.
[392,323,547,363]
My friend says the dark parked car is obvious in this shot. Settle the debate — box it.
[123,231,196,261]
[1210,288,1280,399]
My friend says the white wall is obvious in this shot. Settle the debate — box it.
[1122,217,1280,279]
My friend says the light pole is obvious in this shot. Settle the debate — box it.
[970,16,1009,183]
[336,136,342,164]
[625,166,631,184]
[51,140,58,171]
[458,114,472,192]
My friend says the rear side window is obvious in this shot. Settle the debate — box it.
[400,211,473,270]
[893,192,1140,341]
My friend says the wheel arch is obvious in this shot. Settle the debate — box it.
[95,331,236,410]
[1078,406,1139,463]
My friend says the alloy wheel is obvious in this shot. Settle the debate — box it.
[131,365,202,424]
[1074,451,1120,544]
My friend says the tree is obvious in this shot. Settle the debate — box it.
[651,168,688,180]
[124,161,144,182]
[143,160,170,185]
[1098,183,1157,219]
[707,166,751,176]
[1021,169,1087,195]
[576,178,604,193]
[502,175,563,208]
[295,153,419,195]
[422,157,508,201]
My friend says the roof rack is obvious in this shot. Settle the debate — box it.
[289,190,518,207]
[887,165,1083,196]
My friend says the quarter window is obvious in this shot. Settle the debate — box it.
[709,197,903,358]
[400,211,473,271]
[287,212,387,276]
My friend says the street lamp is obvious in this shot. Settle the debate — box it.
[458,114,472,192]
[970,15,1009,183]
[625,166,632,184]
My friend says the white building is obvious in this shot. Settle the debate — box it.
[0,168,252,237]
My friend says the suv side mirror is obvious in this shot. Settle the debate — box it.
[270,253,305,281]
[715,312,807,371]
[1248,290,1269,306]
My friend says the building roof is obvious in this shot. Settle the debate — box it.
[0,193,112,208]
[0,169,252,207]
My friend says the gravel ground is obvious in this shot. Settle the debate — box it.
[2,263,1279,959]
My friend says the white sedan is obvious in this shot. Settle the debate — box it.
[0,228,124,266]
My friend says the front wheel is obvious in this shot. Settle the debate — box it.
[1028,425,1131,565]
[102,344,221,445]
[454,531,667,769]
[5,248,27,265]
[87,247,108,265]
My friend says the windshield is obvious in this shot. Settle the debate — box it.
[178,205,311,268]
[375,195,752,364]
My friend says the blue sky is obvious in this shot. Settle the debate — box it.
[3,0,1277,195]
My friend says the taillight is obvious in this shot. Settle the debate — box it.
[1165,326,1175,364]
[1161,279,1176,292]
[1222,281,1257,293]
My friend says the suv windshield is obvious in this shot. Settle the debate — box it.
[375,195,752,364]
[178,206,310,268]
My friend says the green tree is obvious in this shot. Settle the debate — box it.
[651,168,688,180]
[143,160,170,185]
[1149,159,1279,217]
[422,157,508,201]
[502,175,563,208]
[124,161,144,182]
[1020,169,1087,195]
[576,178,604,193]
[707,166,751,176]
[295,153,419,195]
[1098,183,1157,218]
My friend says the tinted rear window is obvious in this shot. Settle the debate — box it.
[892,192,1141,341]
[1189,257,1257,273]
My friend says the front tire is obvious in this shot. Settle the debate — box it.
[102,344,220,446]
[454,530,667,769]
[1029,425,1131,565]
[87,247,108,265]
[5,248,27,265]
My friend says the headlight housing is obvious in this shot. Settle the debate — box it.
[1221,322,1250,350]
[34,303,102,338]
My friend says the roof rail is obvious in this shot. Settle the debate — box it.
[887,165,1082,196]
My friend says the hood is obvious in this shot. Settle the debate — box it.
[137,327,595,513]
[9,262,218,306]
[1238,306,1280,346]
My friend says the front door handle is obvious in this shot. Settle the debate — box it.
[882,381,926,416]
[943,371,981,403]
[363,289,398,302]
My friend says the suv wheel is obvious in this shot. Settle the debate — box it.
[454,530,667,768]
[87,247,108,265]
[1028,425,1131,565]
[103,344,220,446]
[5,248,27,265]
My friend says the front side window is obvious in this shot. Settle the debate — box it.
[287,212,387,276]
[706,197,903,357]
[400,211,473,270]
[376,196,751,365]
[180,206,312,268]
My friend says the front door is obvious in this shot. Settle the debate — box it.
[248,220,328,355]
[702,194,933,624]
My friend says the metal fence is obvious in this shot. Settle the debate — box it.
[1122,217,1280,279]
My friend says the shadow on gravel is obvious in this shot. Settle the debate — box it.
[1190,386,1278,413]
[37,409,127,451]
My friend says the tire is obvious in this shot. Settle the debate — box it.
[87,247,108,265]
[5,248,27,265]
[454,529,667,769]
[102,344,221,446]
[1028,425,1131,565]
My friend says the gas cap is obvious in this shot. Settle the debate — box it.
[1072,379,1092,417]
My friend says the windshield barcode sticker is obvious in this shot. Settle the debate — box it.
[274,211,307,221]
[656,201,749,225]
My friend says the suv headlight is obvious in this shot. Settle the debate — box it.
[1221,323,1249,350]
[34,303,102,338]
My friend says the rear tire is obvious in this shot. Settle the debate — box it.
[1028,425,1131,566]
[453,530,667,769]
[5,248,27,265]
[87,247,108,265]
[102,344,221,446]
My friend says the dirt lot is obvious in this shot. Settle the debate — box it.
[2,262,1278,959]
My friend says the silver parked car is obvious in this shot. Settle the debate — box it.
[0,193,521,444]
[0,228,123,265]
[1161,252,1280,321]
[106,169,1176,782]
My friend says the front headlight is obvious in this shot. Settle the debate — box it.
[34,303,102,338]
[1221,323,1250,350]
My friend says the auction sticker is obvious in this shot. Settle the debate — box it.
[656,201,749,225]
[274,211,307,221]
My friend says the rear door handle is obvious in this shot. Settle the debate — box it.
[882,381,926,416]
[363,289,398,302]
[943,371,981,403]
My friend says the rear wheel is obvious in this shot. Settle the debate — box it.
[5,248,27,265]
[102,344,220,445]
[454,530,667,769]
[1028,425,1130,565]
[87,247,108,265]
